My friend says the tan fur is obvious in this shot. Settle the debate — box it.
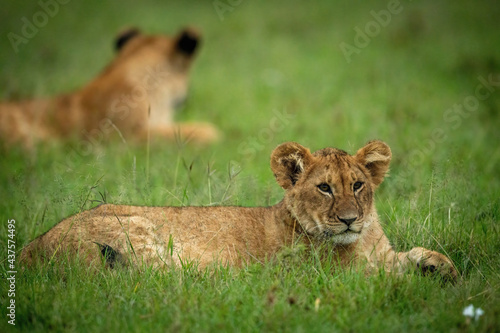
[20,140,457,281]
[0,27,219,149]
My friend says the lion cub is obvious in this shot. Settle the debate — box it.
[0,27,219,149]
[20,140,457,281]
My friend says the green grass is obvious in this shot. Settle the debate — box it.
[1,0,499,331]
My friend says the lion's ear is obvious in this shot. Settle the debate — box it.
[175,27,200,56]
[355,140,392,187]
[115,28,141,51]
[271,142,313,190]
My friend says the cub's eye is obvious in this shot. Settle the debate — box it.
[353,181,364,191]
[318,183,332,193]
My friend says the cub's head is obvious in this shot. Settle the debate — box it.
[271,141,391,245]
[108,27,201,110]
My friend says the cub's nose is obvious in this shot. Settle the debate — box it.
[338,216,357,226]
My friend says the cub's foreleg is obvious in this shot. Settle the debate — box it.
[149,123,220,144]
[390,246,457,282]
[363,223,457,282]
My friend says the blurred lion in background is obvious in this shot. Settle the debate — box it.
[0,27,219,149]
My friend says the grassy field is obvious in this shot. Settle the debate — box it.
[1,0,499,331]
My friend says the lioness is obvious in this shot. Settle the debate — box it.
[0,27,219,149]
[20,140,457,281]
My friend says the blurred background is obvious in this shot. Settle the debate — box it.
[1,0,499,230]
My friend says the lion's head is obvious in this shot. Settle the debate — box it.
[79,27,202,129]
[113,26,200,107]
[271,141,392,245]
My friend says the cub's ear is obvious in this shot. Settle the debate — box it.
[175,27,201,56]
[355,140,392,187]
[271,142,314,190]
[115,28,140,51]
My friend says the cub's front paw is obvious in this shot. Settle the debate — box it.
[411,247,458,283]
